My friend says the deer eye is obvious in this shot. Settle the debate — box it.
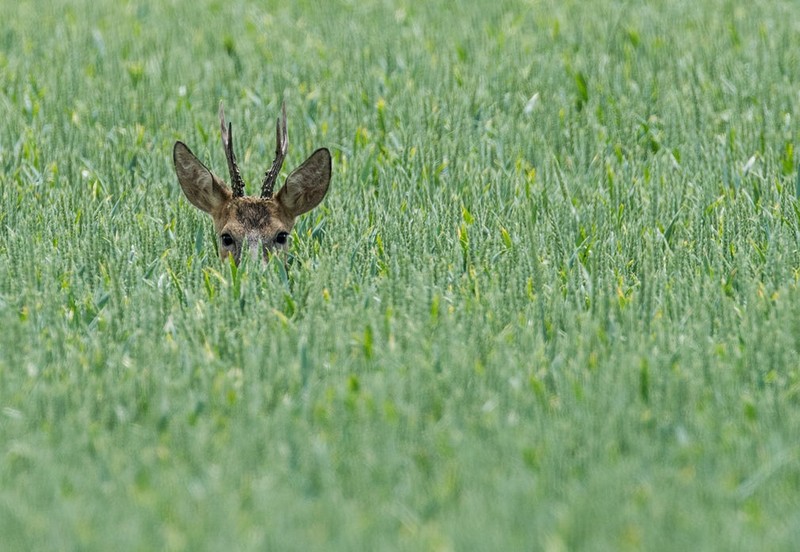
[220,233,235,247]
[275,231,289,245]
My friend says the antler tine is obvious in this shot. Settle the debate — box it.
[260,101,288,199]
[219,102,246,198]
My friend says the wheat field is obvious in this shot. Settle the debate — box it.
[1,0,800,550]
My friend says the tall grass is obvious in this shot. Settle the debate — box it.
[1,0,799,550]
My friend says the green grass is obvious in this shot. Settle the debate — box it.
[2,0,800,549]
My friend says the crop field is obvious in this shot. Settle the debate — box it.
[2,0,800,550]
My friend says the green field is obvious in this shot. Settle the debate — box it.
[2,0,800,549]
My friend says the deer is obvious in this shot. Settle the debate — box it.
[173,102,331,265]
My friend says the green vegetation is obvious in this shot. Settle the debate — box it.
[2,0,799,549]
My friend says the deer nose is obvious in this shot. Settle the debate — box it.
[243,236,266,263]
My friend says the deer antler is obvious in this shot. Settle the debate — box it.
[260,102,288,199]
[219,102,245,198]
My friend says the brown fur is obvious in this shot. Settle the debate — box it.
[173,109,331,265]
[212,197,295,262]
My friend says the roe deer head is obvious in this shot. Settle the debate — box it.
[173,102,331,264]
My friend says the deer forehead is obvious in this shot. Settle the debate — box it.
[214,197,293,237]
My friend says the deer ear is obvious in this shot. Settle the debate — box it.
[173,142,232,213]
[276,148,331,217]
